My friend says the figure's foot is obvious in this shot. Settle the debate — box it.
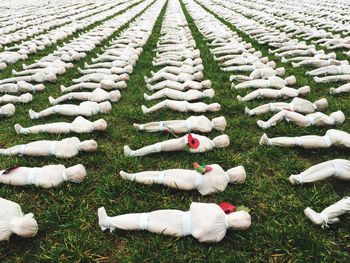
[288,174,299,185]
[244,107,252,116]
[304,207,324,226]
[84,62,88,68]
[229,75,235,82]
[60,85,67,93]
[77,67,83,73]
[314,76,320,82]
[281,57,287,63]
[236,95,243,102]
[29,109,39,119]
[98,207,109,231]
[144,76,149,83]
[231,83,236,90]
[257,120,269,129]
[143,93,150,100]
[124,145,132,156]
[48,96,56,105]
[329,87,337,95]
[292,62,299,68]
[259,133,269,145]
[12,69,17,75]
[119,170,133,180]
[14,124,22,134]
[22,63,27,69]
[141,105,149,114]
[146,83,152,91]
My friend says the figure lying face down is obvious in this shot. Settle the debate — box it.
[98,202,251,243]
[0,137,98,158]
[0,103,15,117]
[0,164,86,188]
[120,164,246,195]
[0,198,38,241]
[124,133,230,157]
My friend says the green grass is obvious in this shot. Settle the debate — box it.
[0,0,350,262]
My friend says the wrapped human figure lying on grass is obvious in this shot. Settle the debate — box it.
[0,137,98,158]
[0,93,32,104]
[259,129,350,149]
[330,83,350,95]
[314,75,350,83]
[15,116,107,134]
[144,71,203,83]
[281,52,336,63]
[22,59,74,70]
[72,73,129,83]
[289,159,350,185]
[141,100,221,114]
[304,197,350,228]
[0,164,86,188]
[232,76,297,90]
[0,198,38,241]
[0,71,57,84]
[77,65,133,75]
[150,64,204,75]
[98,202,251,243]
[48,88,121,104]
[133,115,226,134]
[306,65,350,76]
[229,67,285,82]
[0,103,15,117]
[144,88,214,101]
[29,101,112,119]
[61,80,127,93]
[0,81,45,94]
[291,58,348,68]
[257,110,345,129]
[146,79,211,91]
[237,86,310,102]
[153,49,200,62]
[152,58,202,67]
[223,61,276,74]
[120,164,245,195]
[124,133,229,157]
[245,98,328,116]
[12,65,66,77]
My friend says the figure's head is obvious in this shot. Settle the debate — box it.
[124,65,133,74]
[100,79,116,89]
[195,64,204,72]
[226,211,251,230]
[212,134,230,148]
[92,119,108,131]
[266,61,276,68]
[260,57,269,63]
[20,93,33,103]
[194,58,202,65]
[330,111,345,124]
[194,71,203,81]
[47,73,57,82]
[0,62,7,70]
[208,103,221,112]
[65,164,87,183]
[275,67,285,76]
[78,140,98,152]
[203,88,215,98]
[120,73,129,81]
[109,90,121,102]
[193,49,200,58]
[66,62,74,68]
[9,214,38,238]
[211,116,227,131]
[201,80,211,89]
[116,81,127,89]
[298,86,310,95]
[285,75,296,85]
[253,51,262,58]
[226,166,246,184]
[0,103,15,116]
[98,101,112,113]
[245,43,253,49]
[57,67,66,75]
[340,60,349,65]
[313,98,328,111]
[328,52,336,59]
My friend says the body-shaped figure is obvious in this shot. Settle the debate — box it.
[0,93,32,104]
[144,88,214,101]
[257,110,345,129]
[15,116,107,134]
[141,100,220,114]
[237,86,310,102]
[330,83,350,95]
[230,67,285,82]
[144,71,203,83]
[61,80,127,93]
[147,80,211,91]
[289,159,350,185]
[306,65,350,76]
[0,164,86,188]
[259,129,350,149]
[48,88,121,104]
[0,103,15,117]
[0,81,45,94]
[314,75,350,83]
[124,134,229,157]
[120,165,245,195]
[233,76,296,90]
[245,98,328,116]
[304,197,350,227]
[0,71,57,84]
[98,202,251,243]
[0,137,98,158]
[72,73,129,83]
[0,198,38,241]
[133,115,226,134]
[29,101,112,119]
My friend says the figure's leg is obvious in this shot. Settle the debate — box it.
[120,170,164,184]
[144,89,166,100]
[289,160,336,184]
[257,111,287,129]
[245,104,271,116]
[306,66,335,76]
[314,75,350,83]
[141,101,168,114]
[29,106,58,119]
[48,94,71,105]
[0,144,23,155]
[330,83,350,94]
[260,134,328,148]
[237,90,260,102]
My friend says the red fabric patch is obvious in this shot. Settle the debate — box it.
[187,133,199,149]
[219,202,236,214]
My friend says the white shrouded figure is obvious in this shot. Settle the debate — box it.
[48,88,121,104]
[304,197,350,228]
[0,103,15,117]
[72,73,129,83]
[0,81,45,94]
[330,83,350,95]
[133,115,226,134]
[0,137,98,158]
[237,86,310,102]
[245,98,328,116]
[306,65,350,76]
[29,101,112,119]
[257,110,345,129]
[259,129,350,149]
[0,198,38,241]
[144,71,203,83]
[144,88,214,101]
[124,134,230,157]
[61,80,127,93]
[15,116,107,134]
[314,75,350,83]
[230,67,285,82]
[0,72,57,84]
[146,79,211,91]
[233,76,297,90]
[98,202,251,243]
[0,164,86,188]
[119,165,245,195]
[0,93,32,104]
[289,159,350,185]
[141,100,220,114]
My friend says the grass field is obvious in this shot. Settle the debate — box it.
[0,0,350,262]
